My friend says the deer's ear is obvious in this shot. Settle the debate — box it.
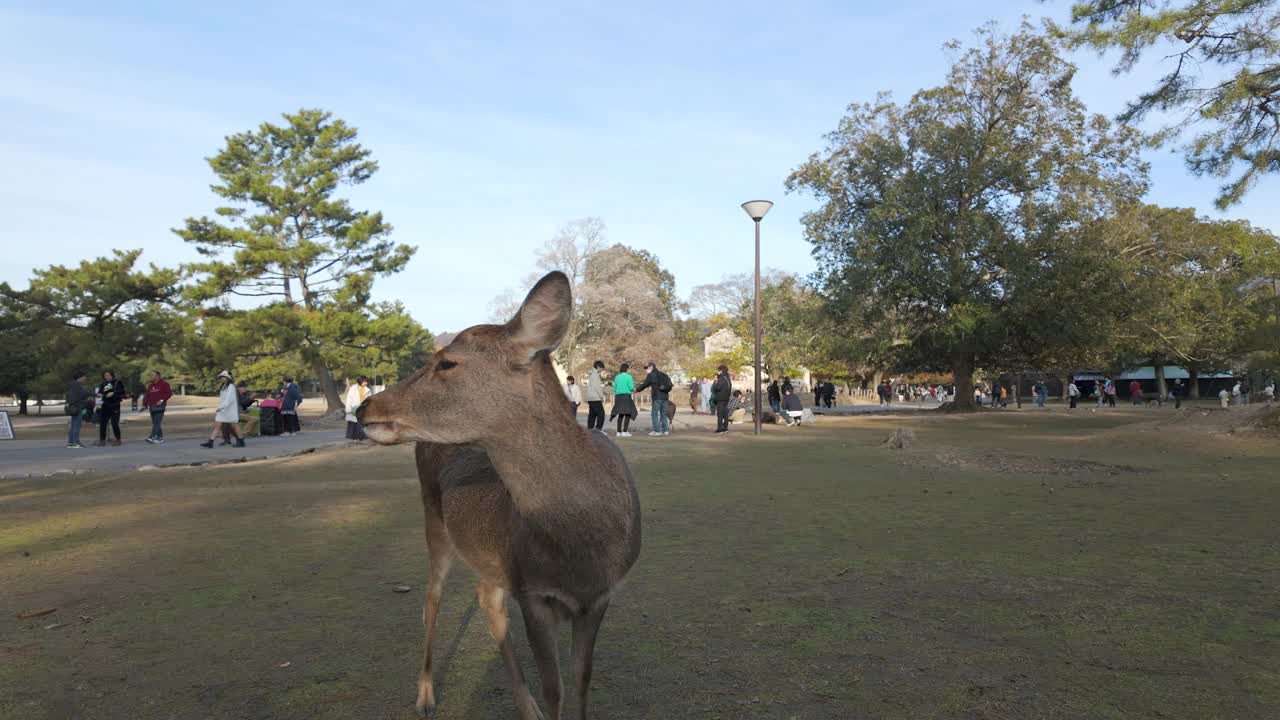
[506,271,572,361]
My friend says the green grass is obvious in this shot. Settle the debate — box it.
[2,409,1278,719]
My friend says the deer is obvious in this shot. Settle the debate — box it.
[356,271,642,720]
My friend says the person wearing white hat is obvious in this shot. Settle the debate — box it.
[201,370,245,448]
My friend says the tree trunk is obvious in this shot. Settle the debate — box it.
[1155,364,1167,399]
[1188,368,1201,399]
[1015,373,1023,408]
[310,357,344,414]
[17,390,28,415]
[950,352,977,411]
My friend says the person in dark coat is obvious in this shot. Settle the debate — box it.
[767,380,782,415]
[813,379,823,408]
[781,378,793,396]
[281,375,303,435]
[95,370,127,446]
[64,370,92,448]
[635,361,674,436]
[783,386,805,425]
[822,380,836,408]
[712,365,733,434]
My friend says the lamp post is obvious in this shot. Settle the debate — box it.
[741,200,773,435]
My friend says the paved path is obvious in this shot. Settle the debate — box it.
[0,430,349,478]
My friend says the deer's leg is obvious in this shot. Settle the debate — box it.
[415,548,452,718]
[569,601,609,720]
[521,596,564,720]
[478,583,544,720]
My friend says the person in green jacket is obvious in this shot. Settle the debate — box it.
[609,363,638,437]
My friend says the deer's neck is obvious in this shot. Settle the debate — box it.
[479,410,605,515]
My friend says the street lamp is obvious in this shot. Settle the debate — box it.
[741,200,773,435]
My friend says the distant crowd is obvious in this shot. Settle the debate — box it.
[59,368,372,450]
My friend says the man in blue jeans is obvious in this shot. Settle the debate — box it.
[636,361,673,437]
[64,370,92,448]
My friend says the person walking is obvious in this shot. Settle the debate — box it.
[585,361,607,431]
[822,380,836,408]
[813,380,823,409]
[281,375,303,435]
[689,378,702,415]
[94,370,126,446]
[712,364,733,434]
[767,380,782,416]
[142,370,173,443]
[1104,378,1117,408]
[609,363,638,437]
[1261,379,1275,406]
[201,370,245,448]
[1129,379,1143,406]
[1068,379,1081,409]
[345,376,371,440]
[1171,379,1185,409]
[64,370,92,448]
[636,362,673,436]
[563,375,582,418]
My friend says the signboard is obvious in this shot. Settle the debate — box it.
[0,411,13,441]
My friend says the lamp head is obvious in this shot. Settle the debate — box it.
[741,200,773,221]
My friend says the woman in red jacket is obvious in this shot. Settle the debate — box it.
[142,370,174,444]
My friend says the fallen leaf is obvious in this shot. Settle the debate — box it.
[392,585,412,593]
[16,608,56,620]
[277,661,291,668]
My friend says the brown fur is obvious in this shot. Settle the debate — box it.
[358,272,641,720]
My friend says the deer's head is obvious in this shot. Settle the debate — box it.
[357,271,572,446]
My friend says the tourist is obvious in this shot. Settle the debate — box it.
[1104,378,1117,408]
[782,377,793,397]
[563,375,581,416]
[1219,386,1231,409]
[813,380,822,408]
[712,364,733,433]
[782,386,805,425]
[727,390,747,424]
[142,370,173,444]
[823,380,836,408]
[1068,379,1081,409]
[281,375,303,435]
[95,370,126,446]
[1262,380,1275,406]
[636,361,673,436]
[64,370,92,449]
[345,376,371,440]
[689,378,702,415]
[586,360,607,431]
[609,362,638,437]
[1129,379,1143,406]
[1033,380,1047,408]
[768,380,782,415]
[700,376,713,415]
[881,381,893,407]
[1171,379,1185,409]
[201,370,245,448]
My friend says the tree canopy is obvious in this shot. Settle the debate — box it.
[1059,0,1280,208]
[175,109,418,411]
[787,23,1149,409]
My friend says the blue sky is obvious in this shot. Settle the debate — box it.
[2,0,1276,333]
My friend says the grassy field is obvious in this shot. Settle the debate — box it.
[3,407,1278,719]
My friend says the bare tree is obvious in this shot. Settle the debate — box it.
[578,245,674,372]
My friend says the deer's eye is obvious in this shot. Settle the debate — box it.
[435,359,457,372]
